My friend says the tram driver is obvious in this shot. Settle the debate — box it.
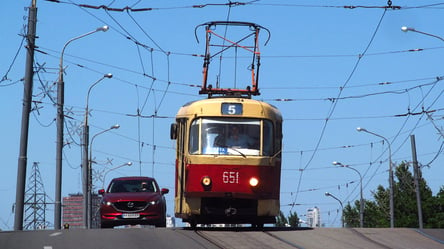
[225,125,254,148]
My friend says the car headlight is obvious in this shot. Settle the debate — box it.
[101,200,112,206]
[149,199,160,205]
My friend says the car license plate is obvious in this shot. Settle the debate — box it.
[122,213,140,219]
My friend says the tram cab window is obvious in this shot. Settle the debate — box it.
[189,122,199,154]
[188,118,273,156]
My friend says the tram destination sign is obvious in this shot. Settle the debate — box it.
[221,103,243,115]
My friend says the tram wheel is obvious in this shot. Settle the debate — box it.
[189,218,197,229]
[252,223,264,228]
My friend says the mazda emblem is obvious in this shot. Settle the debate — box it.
[127,202,135,208]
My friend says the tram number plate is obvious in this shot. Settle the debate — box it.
[221,103,242,115]
[122,213,140,219]
[222,171,239,184]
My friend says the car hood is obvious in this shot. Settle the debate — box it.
[102,192,160,202]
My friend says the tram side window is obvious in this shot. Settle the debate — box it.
[263,120,273,156]
[189,120,199,154]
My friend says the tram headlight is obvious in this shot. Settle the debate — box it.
[249,177,259,187]
[201,176,212,188]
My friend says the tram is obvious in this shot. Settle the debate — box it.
[170,21,282,227]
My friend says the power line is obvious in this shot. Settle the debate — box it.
[290,8,389,209]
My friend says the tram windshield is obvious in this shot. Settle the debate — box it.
[189,118,273,156]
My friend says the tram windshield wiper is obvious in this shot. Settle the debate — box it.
[227,147,246,158]
[215,145,246,158]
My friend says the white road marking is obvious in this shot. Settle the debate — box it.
[49,232,62,237]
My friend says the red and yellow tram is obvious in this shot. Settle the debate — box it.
[170,97,282,227]
[170,21,282,227]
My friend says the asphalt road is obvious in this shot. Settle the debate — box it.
[0,227,443,249]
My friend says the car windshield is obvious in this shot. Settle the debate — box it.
[108,179,157,193]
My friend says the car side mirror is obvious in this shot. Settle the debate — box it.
[98,189,105,195]
[161,188,169,195]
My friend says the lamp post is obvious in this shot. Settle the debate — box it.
[401,26,444,42]
[55,25,108,229]
[101,162,133,189]
[82,73,112,228]
[88,124,120,228]
[357,127,394,228]
[401,27,441,230]
[325,192,344,227]
[333,161,364,228]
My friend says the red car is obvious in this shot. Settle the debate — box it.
[98,176,169,228]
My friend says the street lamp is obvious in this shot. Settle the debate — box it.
[101,162,133,189]
[401,26,444,42]
[401,27,440,229]
[82,73,112,228]
[357,127,394,228]
[87,124,119,228]
[333,161,364,228]
[55,25,109,229]
[325,192,344,228]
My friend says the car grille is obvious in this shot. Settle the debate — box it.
[112,201,148,212]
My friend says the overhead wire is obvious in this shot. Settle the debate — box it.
[1,19,27,85]
[341,75,444,207]
[290,7,389,210]
[33,1,444,223]
[0,35,26,85]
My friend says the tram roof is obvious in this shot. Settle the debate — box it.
[176,97,282,121]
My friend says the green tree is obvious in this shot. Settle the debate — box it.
[343,197,387,227]
[394,162,418,227]
[275,210,288,227]
[361,199,387,228]
[394,162,436,227]
[428,186,444,228]
[343,161,442,228]
[343,201,359,227]
[372,185,391,227]
[288,211,299,227]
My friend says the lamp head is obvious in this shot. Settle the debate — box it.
[126,162,132,166]
[356,127,367,132]
[332,161,342,166]
[98,25,109,32]
[325,192,331,196]
[111,124,120,129]
[104,73,113,78]
[401,26,414,32]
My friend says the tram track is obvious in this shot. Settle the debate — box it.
[349,228,392,249]
[263,231,304,249]
[190,227,304,249]
[194,230,228,249]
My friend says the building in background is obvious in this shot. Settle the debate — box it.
[306,207,320,228]
[62,193,100,228]
[62,194,83,228]
[166,215,175,228]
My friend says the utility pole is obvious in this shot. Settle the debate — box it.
[15,0,37,231]
[410,135,423,229]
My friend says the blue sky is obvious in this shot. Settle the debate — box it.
[1,0,444,229]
